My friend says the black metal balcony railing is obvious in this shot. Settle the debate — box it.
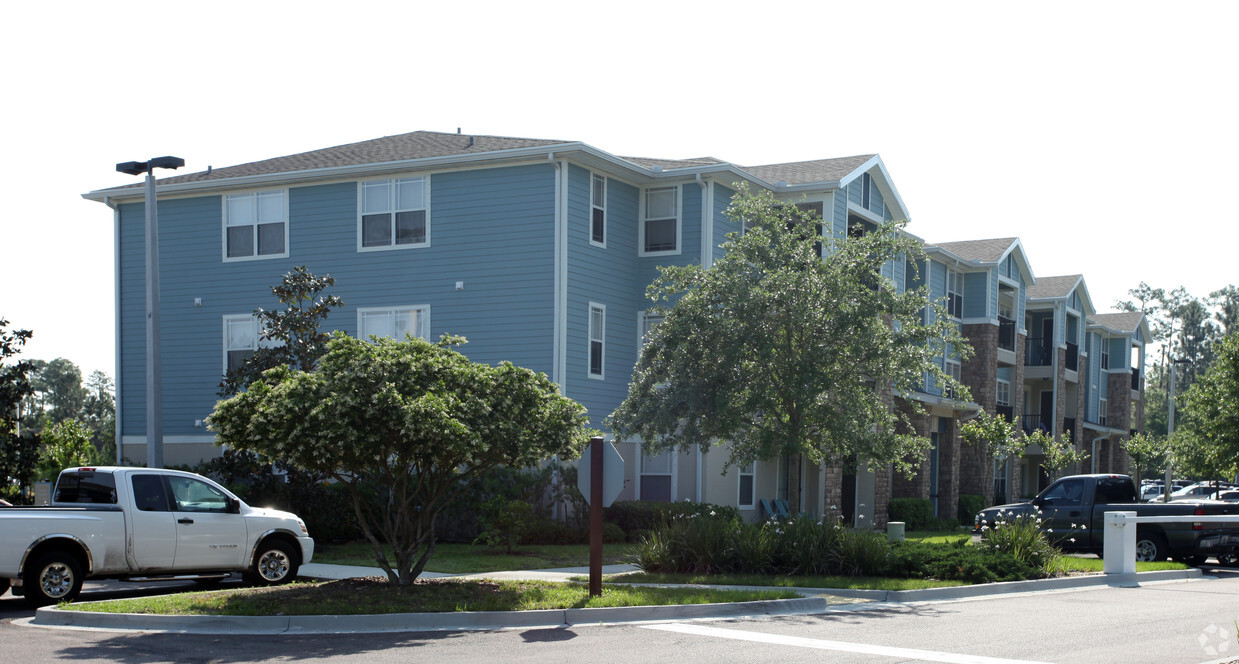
[997,316,1015,351]
[1025,337,1053,367]
[1022,413,1050,435]
[1131,369,1141,391]
[1065,342,1079,372]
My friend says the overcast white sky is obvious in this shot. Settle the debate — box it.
[3,1,1236,380]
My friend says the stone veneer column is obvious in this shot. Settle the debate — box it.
[960,324,999,502]
[940,416,961,523]
[824,465,844,523]
[873,466,890,529]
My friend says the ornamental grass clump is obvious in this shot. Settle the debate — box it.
[979,508,1060,573]
[770,515,844,575]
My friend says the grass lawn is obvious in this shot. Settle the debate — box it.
[66,578,799,616]
[312,541,634,573]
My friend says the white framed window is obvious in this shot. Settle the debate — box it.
[1101,344,1110,370]
[640,449,674,502]
[224,190,288,261]
[640,310,664,345]
[946,269,964,319]
[1099,398,1108,427]
[223,315,259,374]
[738,461,755,509]
[640,186,680,255]
[588,303,605,379]
[997,379,1011,407]
[358,177,429,251]
[944,358,962,399]
[590,173,606,247]
[357,306,429,340]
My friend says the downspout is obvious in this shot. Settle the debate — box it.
[548,153,564,521]
[105,196,123,465]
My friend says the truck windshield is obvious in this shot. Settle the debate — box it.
[54,471,118,504]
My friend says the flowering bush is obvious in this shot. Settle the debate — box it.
[979,508,1060,572]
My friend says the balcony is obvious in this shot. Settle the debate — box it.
[998,316,1016,351]
[1065,342,1078,372]
[1022,412,1050,435]
[1131,369,1141,391]
[1025,337,1053,367]
[1063,417,1076,441]
[996,405,1014,422]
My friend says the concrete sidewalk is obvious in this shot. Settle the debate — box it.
[25,564,1206,635]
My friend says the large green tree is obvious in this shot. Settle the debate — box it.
[0,319,38,502]
[607,187,970,507]
[209,332,592,585]
[1177,332,1239,480]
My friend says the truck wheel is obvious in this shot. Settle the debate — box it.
[247,540,298,586]
[1135,533,1169,562]
[1218,553,1239,567]
[23,551,83,607]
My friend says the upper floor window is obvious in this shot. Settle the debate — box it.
[1099,398,1109,426]
[641,186,679,254]
[359,177,428,251]
[641,311,664,345]
[589,303,605,379]
[997,379,1011,407]
[358,306,429,340]
[946,269,964,319]
[591,174,606,247]
[224,190,288,261]
[944,358,962,399]
[861,172,872,209]
[1101,344,1110,370]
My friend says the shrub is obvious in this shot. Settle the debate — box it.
[888,497,934,530]
[889,539,1039,583]
[605,500,739,543]
[978,508,1059,572]
[957,494,987,526]
[473,497,533,553]
[832,527,892,576]
[769,514,842,576]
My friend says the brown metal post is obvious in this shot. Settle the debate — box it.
[589,435,603,597]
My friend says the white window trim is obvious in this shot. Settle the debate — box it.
[222,314,260,375]
[356,176,431,253]
[637,447,677,502]
[638,310,664,346]
[996,378,1011,407]
[944,358,962,398]
[588,302,605,380]
[590,173,606,249]
[639,185,681,257]
[356,305,431,341]
[1099,398,1109,426]
[738,461,756,510]
[946,269,964,320]
[222,188,290,263]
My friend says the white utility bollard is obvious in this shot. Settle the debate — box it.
[887,521,905,542]
[1103,511,1137,575]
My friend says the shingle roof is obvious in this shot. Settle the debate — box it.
[620,156,727,170]
[102,131,574,191]
[741,155,875,185]
[1026,275,1083,299]
[927,238,1019,264]
[1089,312,1146,334]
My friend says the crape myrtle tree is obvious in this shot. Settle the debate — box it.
[1121,432,1168,484]
[607,186,971,509]
[209,332,592,585]
[959,410,1025,503]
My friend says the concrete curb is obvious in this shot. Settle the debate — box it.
[26,568,1205,635]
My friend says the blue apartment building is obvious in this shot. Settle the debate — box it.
[84,130,1146,527]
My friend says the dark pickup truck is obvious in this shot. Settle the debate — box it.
[973,474,1239,564]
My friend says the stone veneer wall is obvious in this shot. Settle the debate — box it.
[960,324,997,501]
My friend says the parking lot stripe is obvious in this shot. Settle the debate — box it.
[642,622,1052,664]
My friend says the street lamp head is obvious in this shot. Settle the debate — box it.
[116,161,149,176]
[148,156,185,171]
[116,156,185,177]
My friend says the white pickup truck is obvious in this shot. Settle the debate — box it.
[0,466,314,606]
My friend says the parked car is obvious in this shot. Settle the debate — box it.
[1140,484,1166,502]
[1170,484,1227,501]
[1210,491,1239,503]
[0,466,314,606]
[974,474,1239,564]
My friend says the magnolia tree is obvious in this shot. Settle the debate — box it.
[209,332,592,584]
[607,186,970,508]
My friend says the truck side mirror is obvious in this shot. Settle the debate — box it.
[226,497,241,514]
[1031,496,1045,508]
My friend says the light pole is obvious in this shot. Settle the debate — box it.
[116,156,184,469]
[1163,356,1191,502]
